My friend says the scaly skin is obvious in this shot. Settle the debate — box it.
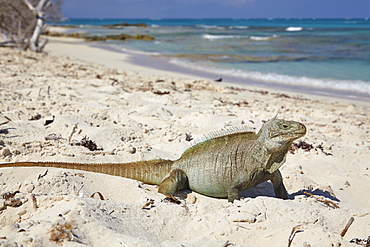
[0,118,306,202]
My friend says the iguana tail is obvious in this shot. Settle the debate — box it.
[0,159,174,185]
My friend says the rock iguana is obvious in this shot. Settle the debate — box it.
[0,118,306,202]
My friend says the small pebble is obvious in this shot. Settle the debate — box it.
[2,148,12,157]
[186,193,197,204]
[45,132,62,141]
[127,146,136,154]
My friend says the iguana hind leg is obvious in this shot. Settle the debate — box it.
[158,169,189,201]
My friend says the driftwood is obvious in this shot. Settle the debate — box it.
[0,41,26,49]
[287,224,305,247]
[304,191,339,209]
[340,217,355,237]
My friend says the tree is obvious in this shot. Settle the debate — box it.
[0,0,62,52]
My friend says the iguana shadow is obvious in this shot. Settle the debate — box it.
[290,188,340,202]
[178,182,340,202]
[240,181,276,199]
[240,182,340,202]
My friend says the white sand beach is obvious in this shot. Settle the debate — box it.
[0,35,369,246]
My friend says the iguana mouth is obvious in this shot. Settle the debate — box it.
[288,131,305,138]
[271,123,306,139]
[294,123,307,135]
[287,127,306,138]
[272,132,304,139]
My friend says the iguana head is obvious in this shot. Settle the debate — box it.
[258,118,306,152]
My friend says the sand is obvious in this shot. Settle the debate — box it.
[0,36,369,246]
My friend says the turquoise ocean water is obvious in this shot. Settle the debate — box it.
[56,18,370,98]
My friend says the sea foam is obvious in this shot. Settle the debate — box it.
[229,25,249,29]
[250,36,273,41]
[286,27,303,31]
[197,25,225,30]
[169,58,370,94]
[203,34,242,40]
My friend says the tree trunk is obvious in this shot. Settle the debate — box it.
[29,13,45,52]
[23,0,50,52]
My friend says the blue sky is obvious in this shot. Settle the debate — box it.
[62,0,370,19]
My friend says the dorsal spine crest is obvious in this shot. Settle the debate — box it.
[190,125,256,147]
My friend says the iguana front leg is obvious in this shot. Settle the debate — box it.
[158,169,189,201]
[228,169,288,202]
[228,170,258,203]
[267,170,288,199]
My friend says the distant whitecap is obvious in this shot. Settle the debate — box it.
[286,26,303,31]
[203,34,241,40]
[250,36,272,41]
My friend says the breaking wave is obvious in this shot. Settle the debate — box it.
[203,34,242,40]
[169,58,370,94]
[196,24,225,30]
[229,25,249,29]
[286,26,303,31]
[250,35,278,41]
[120,47,161,56]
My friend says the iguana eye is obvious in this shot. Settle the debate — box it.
[282,124,289,129]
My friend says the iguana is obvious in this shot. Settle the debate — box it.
[0,117,306,202]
